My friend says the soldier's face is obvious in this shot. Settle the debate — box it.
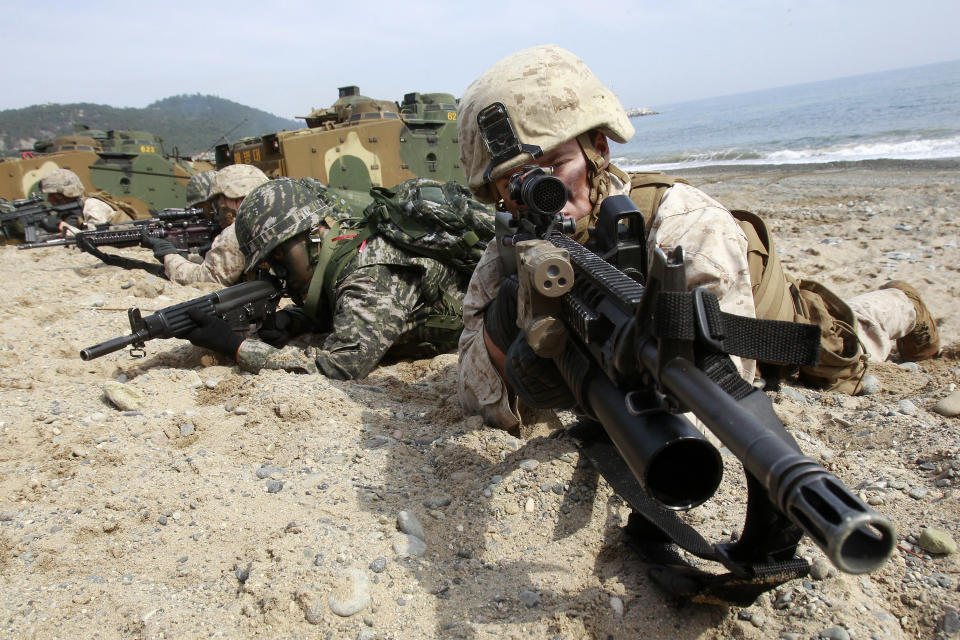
[270,237,315,306]
[493,136,606,223]
[216,195,243,226]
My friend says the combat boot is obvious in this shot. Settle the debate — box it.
[880,281,940,361]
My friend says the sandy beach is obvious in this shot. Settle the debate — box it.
[0,162,957,639]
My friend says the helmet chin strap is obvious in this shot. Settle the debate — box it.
[573,132,630,244]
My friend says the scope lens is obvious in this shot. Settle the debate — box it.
[524,176,568,215]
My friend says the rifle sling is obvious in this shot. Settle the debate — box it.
[574,422,808,606]
[77,237,167,279]
[655,289,821,367]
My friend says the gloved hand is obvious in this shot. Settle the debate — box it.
[185,307,244,358]
[504,332,576,410]
[39,214,63,233]
[257,308,314,348]
[140,229,180,262]
[482,274,520,354]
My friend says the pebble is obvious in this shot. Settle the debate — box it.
[397,510,425,542]
[328,568,371,617]
[908,487,928,500]
[858,374,882,395]
[84,294,105,308]
[524,498,536,513]
[256,465,283,479]
[504,502,520,515]
[392,533,427,558]
[898,361,921,372]
[369,557,386,573]
[779,387,806,404]
[423,495,452,509]
[266,480,283,493]
[933,391,960,417]
[810,559,836,580]
[305,603,324,625]
[610,596,623,617]
[518,590,541,608]
[897,399,918,415]
[179,423,195,437]
[820,625,849,640]
[102,381,146,411]
[518,459,540,471]
[918,528,957,555]
[940,610,960,635]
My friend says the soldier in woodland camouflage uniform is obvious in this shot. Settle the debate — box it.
[457,45,940,431]
[184,178,466,380]
[40,168,128,231]
[143,164,267,286]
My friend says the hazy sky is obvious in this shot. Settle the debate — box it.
[2,0,958,118]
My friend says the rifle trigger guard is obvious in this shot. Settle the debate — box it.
[624,389,672,416]
[693,288,724,352]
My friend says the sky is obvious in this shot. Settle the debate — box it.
[2,0,959,118]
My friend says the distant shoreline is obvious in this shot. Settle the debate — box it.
[618,157,960,175]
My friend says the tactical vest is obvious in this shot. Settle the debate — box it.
[626,172,867,393]
[87,190,142,222]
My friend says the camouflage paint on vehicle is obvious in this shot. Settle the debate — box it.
[0,126,213,216]
[215,87,464,191]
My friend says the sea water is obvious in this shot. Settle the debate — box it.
[613,58,960,170]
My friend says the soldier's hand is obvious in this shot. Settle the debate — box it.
[482,275,520,354]
[185,307,244,358]
[140,229,180,262]
[504,332,576,410]
[257,308,314,348]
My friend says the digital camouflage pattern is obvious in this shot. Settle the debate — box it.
[186,170,218,207]
[236,232,464,380]
[163,223,245,286]
[235,178,340,271]
[458,45,634,203]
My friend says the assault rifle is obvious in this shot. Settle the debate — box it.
[80,278,282,361]
[0,193,83,243]
[19,208,217,278]
[502,167,894,604]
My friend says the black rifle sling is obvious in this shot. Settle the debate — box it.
[76,235,167,279]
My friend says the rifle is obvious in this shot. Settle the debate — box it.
[503,167,894,603]
[0,193,83,243]
[80,278,282,361]
[19,208,216,278]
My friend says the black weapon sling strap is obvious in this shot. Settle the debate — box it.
[75,233,167,279]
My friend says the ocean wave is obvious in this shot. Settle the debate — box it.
[614,135,960,171]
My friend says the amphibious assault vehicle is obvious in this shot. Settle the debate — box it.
[1,126,211,217]
[215,86,464,191]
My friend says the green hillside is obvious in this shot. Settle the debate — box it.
[0,94,302,156]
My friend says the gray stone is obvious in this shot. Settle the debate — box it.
[102,381,146,411]
[940,610,960,635]
[179,423,195,437]
[423,494,452,508]
[898,361,921,372]
[908,487,928,500]
[820,625,850,640]
[256,465,283,479]
[810,559,836,580]
[898,399,918,415]
[518,459,540,471]
[779,387,806,404]
[397,510,425,542]
[266,480,283,493]
[933,391,960,418]
[859,374,882,395]
[328,568,371,617]
[369,556,386,573]
[518,590,541,608]
[609,596,623,617]
[84,294,105,308]
[392,533,427,558]
[305,603,324,624]
[919,528,957,555]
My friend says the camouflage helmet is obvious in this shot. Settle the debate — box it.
[185,170,218,207]
[40,168,85,199]
[235,178,328,272]
[215,164,269,199]
[458,45,634,203]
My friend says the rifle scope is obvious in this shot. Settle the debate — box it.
[508,166,569,217]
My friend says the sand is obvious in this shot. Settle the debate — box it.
[0,162,958,639]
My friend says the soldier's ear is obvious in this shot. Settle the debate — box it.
[593,132,610,162]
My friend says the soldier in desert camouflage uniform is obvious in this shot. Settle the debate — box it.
[184,178,466,380]
[185,170,219,218]
[40,168,128,231]
[457,45,940,431]
[142,164,267,286]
